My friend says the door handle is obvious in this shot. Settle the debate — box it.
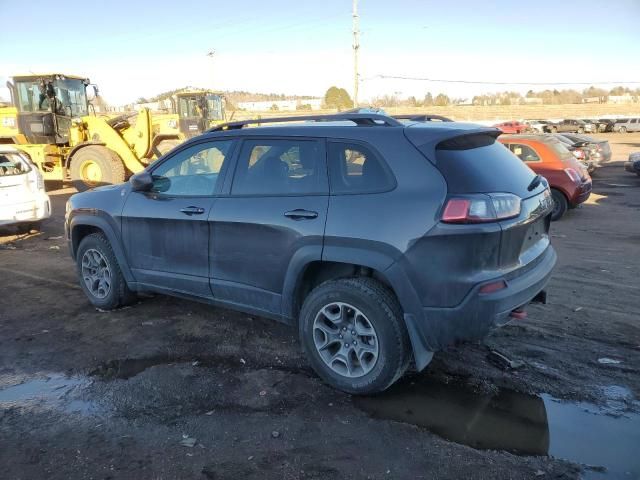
[180,206,206,215]
[284,209,318,220]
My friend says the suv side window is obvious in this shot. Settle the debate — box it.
[508,143,541,163]
[328,141,395,194]
[231,139,326,195]
[151,140,233,196]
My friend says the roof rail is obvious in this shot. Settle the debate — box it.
[208,113,403,132]
[393,114,453,122]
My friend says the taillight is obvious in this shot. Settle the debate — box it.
[442,193,521,224]
[564,168,582,184]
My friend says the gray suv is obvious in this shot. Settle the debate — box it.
[65,113,556,394]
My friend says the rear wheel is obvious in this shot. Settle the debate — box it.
[551,127,558,133]
[69,146,126,192]
[551,189,568,221]
[578,127,585,134]
[76,233,136,309]
[299,277,411,395]
[619,126,627,134]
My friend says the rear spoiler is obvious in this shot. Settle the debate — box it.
[404,126,502,163]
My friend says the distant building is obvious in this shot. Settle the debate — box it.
[608,94,635,104]
[237,98,323,111]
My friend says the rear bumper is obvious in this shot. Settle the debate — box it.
[0,194,51,226]
[403,245,556,353]
[570,181,592,206]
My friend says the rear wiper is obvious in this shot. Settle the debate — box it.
[527,174,542,191]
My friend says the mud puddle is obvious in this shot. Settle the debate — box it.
[355,378,640,479]
[0,374,98,415]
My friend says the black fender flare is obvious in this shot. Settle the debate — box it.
[283,243,436,371]
[65,142,107,169]
[69,214,134,284]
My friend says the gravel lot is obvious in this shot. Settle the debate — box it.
[1,133,639,480]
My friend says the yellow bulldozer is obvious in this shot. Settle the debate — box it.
[0,73,183,191]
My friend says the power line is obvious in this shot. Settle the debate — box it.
[368,74,640,86]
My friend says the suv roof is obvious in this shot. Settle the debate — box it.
[191,113,498,144]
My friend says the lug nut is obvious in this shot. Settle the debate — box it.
[351,331,356,335]
[344,343,349,348]
[339,334,343,339]
[353,341,357,345]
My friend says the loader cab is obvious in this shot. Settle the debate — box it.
[175,92,225,138]
[9,74,89,145]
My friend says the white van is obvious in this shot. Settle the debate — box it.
[0,146,51,230]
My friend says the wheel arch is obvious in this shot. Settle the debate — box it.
[65,142,107,169]
[69,215,134,283]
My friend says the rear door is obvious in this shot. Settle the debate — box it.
[209,137,328,317]
[122,139,235,297]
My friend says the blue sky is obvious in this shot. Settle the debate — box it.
[1,0,639,104]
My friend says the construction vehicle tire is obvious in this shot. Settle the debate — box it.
[70,146,126,192]
[156,139,181,158]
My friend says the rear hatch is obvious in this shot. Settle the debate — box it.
[405,127,553,271]
[0,153,36,215]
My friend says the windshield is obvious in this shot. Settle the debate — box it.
[206,94,224,121]
[15,78,88,117]
[178,96,202,117]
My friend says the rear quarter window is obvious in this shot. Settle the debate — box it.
[327,141,395,194]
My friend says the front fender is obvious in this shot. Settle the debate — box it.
[68,212,134,283]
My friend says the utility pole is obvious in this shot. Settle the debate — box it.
[352,0,360,107]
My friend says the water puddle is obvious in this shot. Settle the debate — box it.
[0,374,97,415]
[354,378,640,479]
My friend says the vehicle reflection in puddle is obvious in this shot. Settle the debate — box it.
[354,378,640,479]
[0,374,96,415]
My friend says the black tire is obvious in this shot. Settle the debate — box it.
[299,277,411,395]
[76,233,136,310]
[69,146,126,192]
[551,189,568,221]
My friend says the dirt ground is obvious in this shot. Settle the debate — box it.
[0,133,639,480]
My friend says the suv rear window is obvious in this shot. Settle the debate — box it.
[328,141,395,194]
[433,135,537,197]
[545,138,577,163]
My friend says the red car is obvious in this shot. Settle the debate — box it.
[494,121,528,134]
[499,135,592,220]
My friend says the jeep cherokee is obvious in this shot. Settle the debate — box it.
[65,113,556,394]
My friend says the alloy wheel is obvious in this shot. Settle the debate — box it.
[81,248,112,299]
[312,302,379,378]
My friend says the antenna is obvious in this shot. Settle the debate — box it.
[352,0,360,107]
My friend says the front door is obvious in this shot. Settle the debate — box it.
[122,139,235,298]
[210,137,328,317]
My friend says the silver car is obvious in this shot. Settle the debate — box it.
[614,118,640,133]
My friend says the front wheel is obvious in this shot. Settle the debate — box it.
[299,277,411,395]
[76,233,136,309]
[619,126,627,134]
[551,127,558,133]
[551,189,569,221]
[578,127,585,134]
[69,146,126,192]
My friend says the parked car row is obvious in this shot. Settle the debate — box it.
[495,117,640,134]
[625,152,640,176]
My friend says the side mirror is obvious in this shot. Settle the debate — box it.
[130,171,153,191]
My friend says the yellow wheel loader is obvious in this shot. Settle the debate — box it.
[166,90,226,138]
[0,74,182,191]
